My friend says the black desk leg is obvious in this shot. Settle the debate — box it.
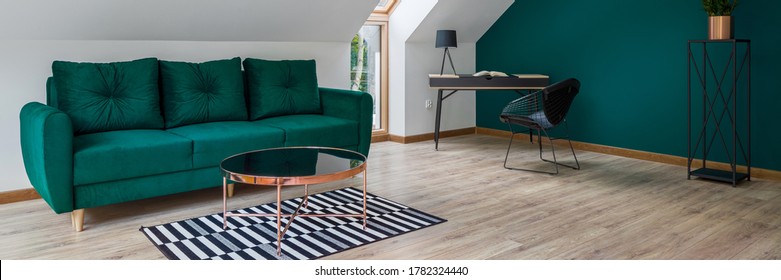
[528,90,534,143]
[435,89,443,150]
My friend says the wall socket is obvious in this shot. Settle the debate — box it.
[425,99,433,109]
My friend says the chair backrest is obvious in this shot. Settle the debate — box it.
[542,78,580,127]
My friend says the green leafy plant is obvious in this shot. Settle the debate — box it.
[702,0,739,16]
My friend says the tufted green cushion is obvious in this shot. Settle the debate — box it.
[51,58,163,135]
[159,57,247,128]
[243,58,321,120]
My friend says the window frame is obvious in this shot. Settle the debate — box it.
[364,4,394,141]
[358,21,389,140]
[373,0,398,15]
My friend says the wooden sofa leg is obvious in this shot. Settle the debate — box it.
[72,209,85,232]
[227,183,235,198]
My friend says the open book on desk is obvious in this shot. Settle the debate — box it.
[473,70,508,77]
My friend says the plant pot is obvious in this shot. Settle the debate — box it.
[708,16,733,40]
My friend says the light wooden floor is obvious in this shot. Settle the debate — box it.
[1,134,780,260]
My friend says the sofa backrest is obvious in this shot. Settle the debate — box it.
[46,57,324,134]
[47,73,246,111]
[47,73,250,111]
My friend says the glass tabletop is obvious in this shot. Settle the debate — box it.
[220,147,366,185]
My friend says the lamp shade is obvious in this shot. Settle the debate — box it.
[435,30,457,48]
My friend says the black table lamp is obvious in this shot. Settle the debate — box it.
[436,30,457,75]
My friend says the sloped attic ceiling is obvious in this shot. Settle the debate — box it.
[407,0,513,43]
[0,0,378,42]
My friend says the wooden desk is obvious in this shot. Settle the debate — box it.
[428,74,549,150]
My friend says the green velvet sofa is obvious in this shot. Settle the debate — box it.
[19,57,372,231]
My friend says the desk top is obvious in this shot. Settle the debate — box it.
[429,74,549,90]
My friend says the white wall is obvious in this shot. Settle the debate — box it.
[388,0,438,136]
[407,0,514,43]
[0,40,350,192]
[404,42,476,136]
[388,0,512,136]
[0,0,377,42]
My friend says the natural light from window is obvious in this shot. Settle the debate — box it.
[349,0,395,134]
[351,25,382,130]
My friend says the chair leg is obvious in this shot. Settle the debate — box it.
[503,124,517,169]
[540,128,560,175]
[565,120,580,170]
[539,121,580,171]
[537,129,544,161]
[567,138,581,170]
[504,124,558,175]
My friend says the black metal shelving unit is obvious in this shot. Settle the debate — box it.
[687,39,751,187]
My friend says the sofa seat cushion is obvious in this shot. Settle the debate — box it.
[73,130,193,186]
[167,121,285,168]
[253,114,358,148]
[52,58,164,135]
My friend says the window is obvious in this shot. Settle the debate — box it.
[351,23,386,131]
[350,1,395,137]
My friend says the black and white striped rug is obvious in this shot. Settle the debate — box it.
[140,187,446,260]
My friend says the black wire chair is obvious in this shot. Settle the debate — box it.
[499,78,581,175]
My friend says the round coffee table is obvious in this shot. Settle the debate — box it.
[220,146,367,256]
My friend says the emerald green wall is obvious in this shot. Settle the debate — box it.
[477,0,781,172]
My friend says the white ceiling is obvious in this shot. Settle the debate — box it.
[407,0,514,43]
[0,0,379,42]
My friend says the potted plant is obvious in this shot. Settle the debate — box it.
[702,0,739,40]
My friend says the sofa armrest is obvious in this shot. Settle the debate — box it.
[20,102,74,214]
[319,87,373,156]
